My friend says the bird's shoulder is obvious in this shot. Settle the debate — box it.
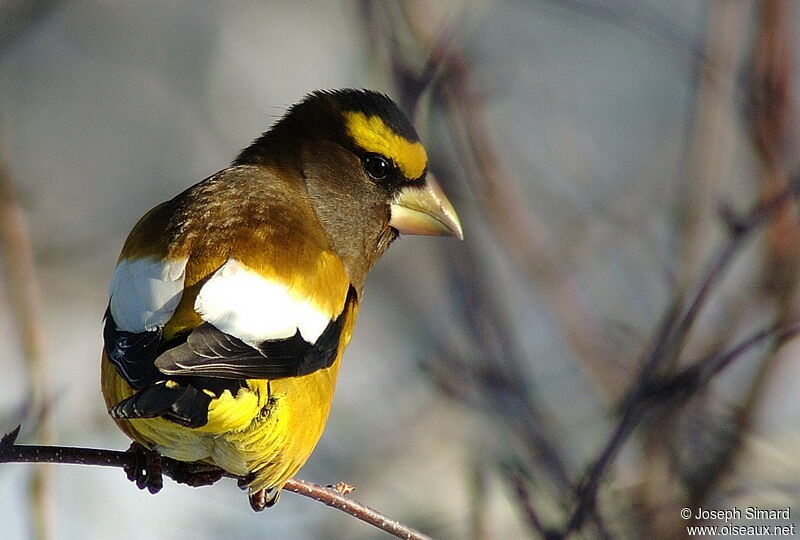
[104,165,357,394]
[109,165,353,337]
[121,165,326,259]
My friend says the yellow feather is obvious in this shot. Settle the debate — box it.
[100,296,359,493]
[344,111,428,179]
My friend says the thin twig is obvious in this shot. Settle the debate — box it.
[282,480,432,540]
[0,429,432,540]
[685,0,800,509]
[502,462,550,539]
[674,0,751,282]
[632,321,799,408]
[363,3,800,539]
[361,0,579,519]
[558,173,800,537]
[629,168,800,404]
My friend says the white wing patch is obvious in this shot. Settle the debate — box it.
[195,259,331,346]
[109,257,188,332]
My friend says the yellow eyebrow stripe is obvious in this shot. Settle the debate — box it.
[343,111,427,179]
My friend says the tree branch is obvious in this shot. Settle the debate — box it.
[558,172,800,537]
[0,428,432,540]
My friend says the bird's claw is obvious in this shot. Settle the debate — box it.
[249,487,280,512]
[170,461,225,487]
[123,442,163,494]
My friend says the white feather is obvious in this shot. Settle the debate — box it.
[195,259,331,346]
[109,257,188,332]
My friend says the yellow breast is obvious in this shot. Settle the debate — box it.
[101,352,341,491]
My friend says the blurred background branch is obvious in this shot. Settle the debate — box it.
[0,132,55,539]
[364,1,800,538]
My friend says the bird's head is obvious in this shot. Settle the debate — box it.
[235,89,463,284]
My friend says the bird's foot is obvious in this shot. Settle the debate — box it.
[249,487,280,512]
[123,442,163,494]
[169,461,225,487]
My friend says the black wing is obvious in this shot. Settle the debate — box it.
[106,288,355,428]
[154,293,349,379]
[155,315,343,379]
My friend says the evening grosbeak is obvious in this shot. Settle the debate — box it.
[101,89,462,510]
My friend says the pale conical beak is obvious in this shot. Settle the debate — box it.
[389,175,464,240]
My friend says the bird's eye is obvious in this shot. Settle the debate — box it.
[363,154,390,180]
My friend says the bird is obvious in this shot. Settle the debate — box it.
[100,88,463,510]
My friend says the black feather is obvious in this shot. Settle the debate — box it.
[103,308,163,389]
[155,289,350,379]
[106,287,355,429]
[110,381,213,428]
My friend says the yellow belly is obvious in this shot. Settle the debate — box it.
[101,352,341,493]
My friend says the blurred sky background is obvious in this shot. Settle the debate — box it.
[1,1,799,539]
